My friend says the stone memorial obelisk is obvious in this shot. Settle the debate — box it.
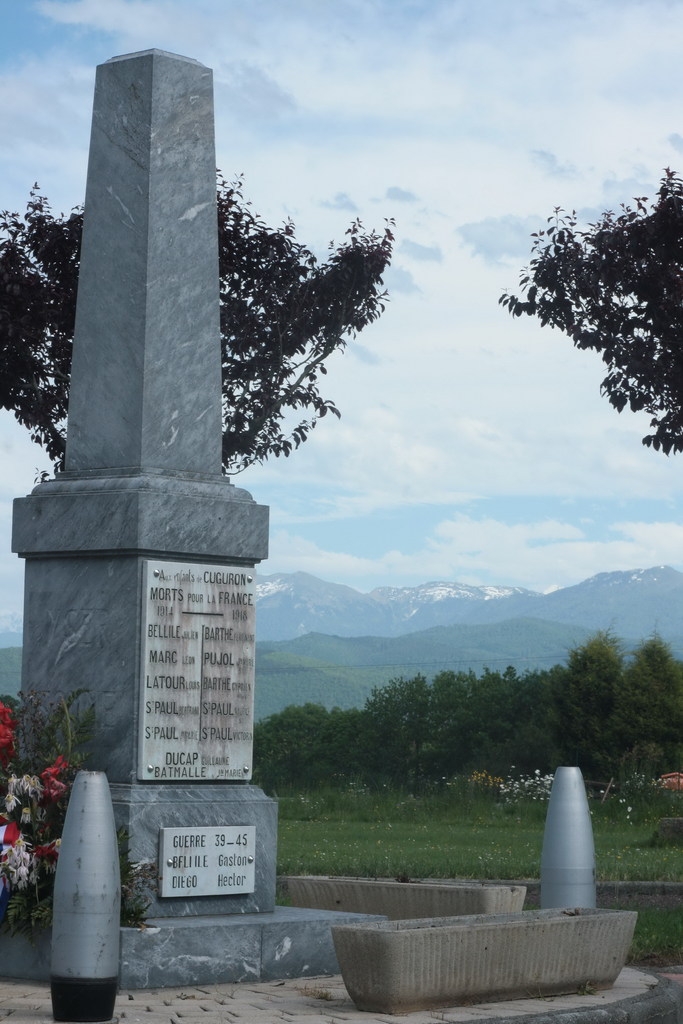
[12,41,275,937]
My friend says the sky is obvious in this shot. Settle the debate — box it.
[3,0,683,622]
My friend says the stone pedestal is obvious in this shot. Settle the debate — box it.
[0,906,388,988]
[13,470,273,920]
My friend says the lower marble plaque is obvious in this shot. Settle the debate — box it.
[159,825,256,897]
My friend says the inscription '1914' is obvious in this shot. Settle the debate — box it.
[138,560,256,782]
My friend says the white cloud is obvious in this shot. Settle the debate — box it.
[217,62,296,121]
[383,266,420,294]
[400,239,443,262]
[321,192,359,212]
[531,150,578,179]
[457,215,544,263]
[385,186,418,203]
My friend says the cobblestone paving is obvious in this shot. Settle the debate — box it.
[0,968,670,1024]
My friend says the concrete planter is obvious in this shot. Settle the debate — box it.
[332,907,638,1014]
[286,876,526,918]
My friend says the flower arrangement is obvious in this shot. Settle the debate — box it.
[0,690,94,938]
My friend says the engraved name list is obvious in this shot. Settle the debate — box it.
[139,559,256,782]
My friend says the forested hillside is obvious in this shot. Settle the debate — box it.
[1,618,595,717]
[254,634,683,791]
[254,618,593,718]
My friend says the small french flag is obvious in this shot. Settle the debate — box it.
[0,820,20,924]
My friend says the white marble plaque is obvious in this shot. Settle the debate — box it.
[159,825,256,897]
[138,559,255,781]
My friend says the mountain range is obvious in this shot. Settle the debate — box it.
[254,565,683,641]
[249,565,683,716]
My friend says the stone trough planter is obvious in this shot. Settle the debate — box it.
[331,907,638,1014]
[285,875,526,919]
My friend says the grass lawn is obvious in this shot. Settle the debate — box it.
[277,817,683,880]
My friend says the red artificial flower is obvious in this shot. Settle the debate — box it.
[0,703,16,768]
[33,842,59,865]
[40,755,69,804]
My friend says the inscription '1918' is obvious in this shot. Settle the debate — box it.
[138,560,256,782]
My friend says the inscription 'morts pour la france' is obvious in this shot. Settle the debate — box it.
[138,559,255,781]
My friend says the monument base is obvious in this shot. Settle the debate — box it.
[0,908,386,989]
[110,782,278,917]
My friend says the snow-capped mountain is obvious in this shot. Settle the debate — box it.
[368,580,538,633]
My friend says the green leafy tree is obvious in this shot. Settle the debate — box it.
[550,632,624,776]
[428,669,476,776]
[500,169,683,454]
[429,667,558,777]
[467,667,559,775]
[253,703,332,791]
[613,635,683,774]
[363,674,432,787]
[510,666,564,773]
[253,703,370,791]
[319,706,373,785]
[463,667,525,773]
[0,179,393,474]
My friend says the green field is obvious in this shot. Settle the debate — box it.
[276,795,683,880]
[277,817,683,881]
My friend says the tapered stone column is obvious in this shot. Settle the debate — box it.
[12,50,274,921]
[65,50,223,475]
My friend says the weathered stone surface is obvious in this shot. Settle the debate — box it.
[332,908,638,1014]
[0,929,51,981]
[286,876,526,918]
[15,551,266,783]
[13,474,268,561]
[65,49,222,476]
[0,909,387,988]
